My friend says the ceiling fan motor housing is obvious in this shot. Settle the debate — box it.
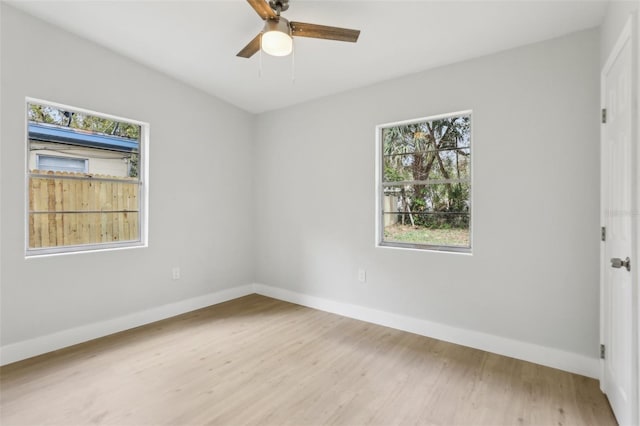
[263,17,291,35]
[269,0,289,14]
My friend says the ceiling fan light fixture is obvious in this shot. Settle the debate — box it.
[262,18,292,57]
[236,1,360,59]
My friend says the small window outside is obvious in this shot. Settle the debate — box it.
[377,111,472,252]
[26,99,148,256]
[36,155,88,173]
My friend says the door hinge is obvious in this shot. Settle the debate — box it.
[601,226,606,242]
[600,344,606,359]
[601,108,607,124]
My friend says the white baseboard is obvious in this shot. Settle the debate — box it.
[0,285,255,366]
[253,283,600,379]
[1,282,599,379]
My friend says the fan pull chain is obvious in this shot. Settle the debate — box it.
[291,38,296,83]
[258,34,263,79]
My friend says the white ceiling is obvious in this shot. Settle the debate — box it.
[8,0,609,113]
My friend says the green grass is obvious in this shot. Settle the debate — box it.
[384,224,469,247]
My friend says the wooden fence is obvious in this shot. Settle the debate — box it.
[29,170,139,248]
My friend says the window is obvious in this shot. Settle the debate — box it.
[376,111,472,252]
[36,155,88,173]
[26,99,148,256]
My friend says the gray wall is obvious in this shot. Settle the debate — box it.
[253,29,601,357]
[0,5,255,346]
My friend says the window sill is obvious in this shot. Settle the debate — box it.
[377,241,472,255]
[25,241,147,259]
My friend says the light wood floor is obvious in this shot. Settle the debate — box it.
[0,294,616,426]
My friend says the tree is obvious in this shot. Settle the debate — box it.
[382,116,470,228]
[28,102,140,140]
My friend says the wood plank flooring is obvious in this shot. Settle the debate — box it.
[0,294,616,425]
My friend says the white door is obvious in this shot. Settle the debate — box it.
[601,16,638,426]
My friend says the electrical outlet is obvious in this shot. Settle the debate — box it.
[172,267,181,280]
[358,268,366,283]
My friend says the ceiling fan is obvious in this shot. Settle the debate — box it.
[237,0,360,58]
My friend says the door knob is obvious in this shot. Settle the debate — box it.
[610,257,631,271]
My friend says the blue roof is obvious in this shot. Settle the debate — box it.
[28,122,138,153]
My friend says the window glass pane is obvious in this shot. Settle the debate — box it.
[383,214,470,247]
[383,152,415,182]
[430,149,470,181]
[28,212,139,248]
[37,155,87,173]
[384,148,470,182]
[382,183,470,248]
[383,183,469,221]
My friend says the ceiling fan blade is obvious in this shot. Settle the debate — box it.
[237,33,261,58]
[246,0,277,20]
[290,22,360,43]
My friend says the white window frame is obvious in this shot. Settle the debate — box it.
[25,98,150,257]
[375,110,473,253]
